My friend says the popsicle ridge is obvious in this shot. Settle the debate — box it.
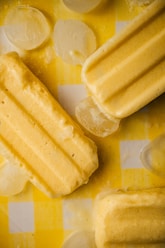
[0,52,98,197]
[82,0,165,82]
[0,90,76,194]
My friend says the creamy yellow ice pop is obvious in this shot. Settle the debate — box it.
[0,52,98,197]
[76,0,165,137]
[94,188,165,247]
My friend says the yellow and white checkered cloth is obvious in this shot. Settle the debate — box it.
[0,0,165,247]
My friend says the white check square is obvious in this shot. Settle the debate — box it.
[58,84,87,116]
[8,202,34,233]
[120,139,149,169]
[62,198,92,230]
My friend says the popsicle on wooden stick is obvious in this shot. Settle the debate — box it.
[0,52,98,198]
[94,188,165,248]
[76,0,165,137]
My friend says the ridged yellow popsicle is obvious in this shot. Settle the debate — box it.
[76,0,165,137]
[0,52,98,197]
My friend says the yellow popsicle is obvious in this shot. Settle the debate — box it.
[94,188,165,247]
[0,52,98,197]
[76,0,165,137]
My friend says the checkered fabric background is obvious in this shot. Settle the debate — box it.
[0,0,165,247]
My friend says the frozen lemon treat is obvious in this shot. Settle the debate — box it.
[94,188,165,247]
[0,52,98,197]
[76,0,165,137]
